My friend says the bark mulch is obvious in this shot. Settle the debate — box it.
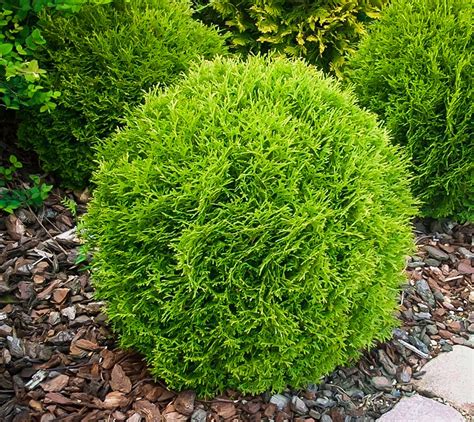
[0,188,472,422]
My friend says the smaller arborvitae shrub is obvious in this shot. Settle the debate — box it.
[346,0,473,220]
[17,0,226,188]
[82,56,416,396]
[195,0,386,74]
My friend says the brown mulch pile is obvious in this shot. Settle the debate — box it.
[0,187,472,421]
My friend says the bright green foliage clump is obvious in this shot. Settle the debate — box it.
[196,0,386,74]
[346,0,473,220]
[83,57,416,395]
[17,0,227,188]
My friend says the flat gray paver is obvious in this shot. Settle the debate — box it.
[413,345,474,415]
[377,394,465,422]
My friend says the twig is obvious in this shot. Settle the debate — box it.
[28,205,69,255]
[397,339,430,359]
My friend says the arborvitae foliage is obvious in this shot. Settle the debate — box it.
[194,0,386,74]
[17,0,227,188]
[346,0,473,220]
[82,57,416,396]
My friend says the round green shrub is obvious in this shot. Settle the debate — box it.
[17,0,227,188]
[82,56,416,395]
[346,0,473,220]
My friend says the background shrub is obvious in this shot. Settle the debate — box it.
[17,0,227,188]
[82,56,416,395]
[194,0,386,74]
[346,0,473,220]
[0,0,108,112]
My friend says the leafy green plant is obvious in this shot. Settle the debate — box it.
[61,196,77,216]
[82,56,416,396]
[0,154,52,213]
[0,0,103,111]
[17,0,227,188]
[346,0,473,220]
[195,0,386,74]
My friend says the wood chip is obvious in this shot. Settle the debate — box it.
[174,390,195,416]
[41,374,70,392]
[102,391,130,410]
[110,364,132,394]
[52,288,70,304]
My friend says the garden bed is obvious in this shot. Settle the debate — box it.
[0,173,472,421]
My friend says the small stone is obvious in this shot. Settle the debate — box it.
[270,394,289,411]
[191,409,207,422]
[414,312,432,321]
[409,336,430,354]
[452,337,465,345]
[447,321,462,333]
[468,323,474,333]
[7,336,24,358]
[309,409,321,419]
[439,330,453,339]
[48,331,75,344]
[458,247,474,259]
[377,349,397,376]
[397,366,412,384]
[426,325,438,335]
[0,324,13,336]
[425,258,441,267]
[424,245,449,261]
[372,376,392,391]
[321,415,333,422]
[469,291,474,304]
[60,306,76,321]
[291,396,308,415]
[315,397,335,408]
[441,343,453,352]
[407,261,425,269]
[415,279,435,307]
[393,328,409,341]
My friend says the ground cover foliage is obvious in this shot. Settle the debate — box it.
[346,0,473,221]
[82,56,416,395]
[194,0,386,74]
[17,0,227,188]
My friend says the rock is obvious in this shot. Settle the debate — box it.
[407,261,425,269]
[7,336,24,358]
[191,408,207,422]
[48,331,75,344]
[396,366,412,384]
[174,390,195,416]
[426,325,438,335]
[424,245,449,262]
[439,330,454,339]
[393,328,409,341]
[414,312,432,321]
[415,279,435,307]
[377,349,397,376]
[458,247,474,259]
[309,409,321,419]
[371,376,392,392]
[61,306,76,321]
[48,312,61,326]
[270,394,290,410]
[321,415,333,422]
[0,324,12,336]
[413,346,474,414]
[376,394,464,422]
[409,335,430,354]
[425,258,441,267]
[291,396,308,415]
[315,397,336,408]
[447,321,462,333]
[441,342,453,352]
[469,291,474,304]
[468,323,474,334]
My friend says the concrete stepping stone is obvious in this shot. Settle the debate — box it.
[377,394,464,422]
[413,345,474,415]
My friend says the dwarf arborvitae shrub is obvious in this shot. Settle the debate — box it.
[17,0,226,188]
[346,0,473,220]
[82,57,416,395]
[195,0,386,74]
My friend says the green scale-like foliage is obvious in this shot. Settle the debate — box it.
[17,0,227,188]
[82,56,416,396]
[195,0,386,74]
[346,0,473,220]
